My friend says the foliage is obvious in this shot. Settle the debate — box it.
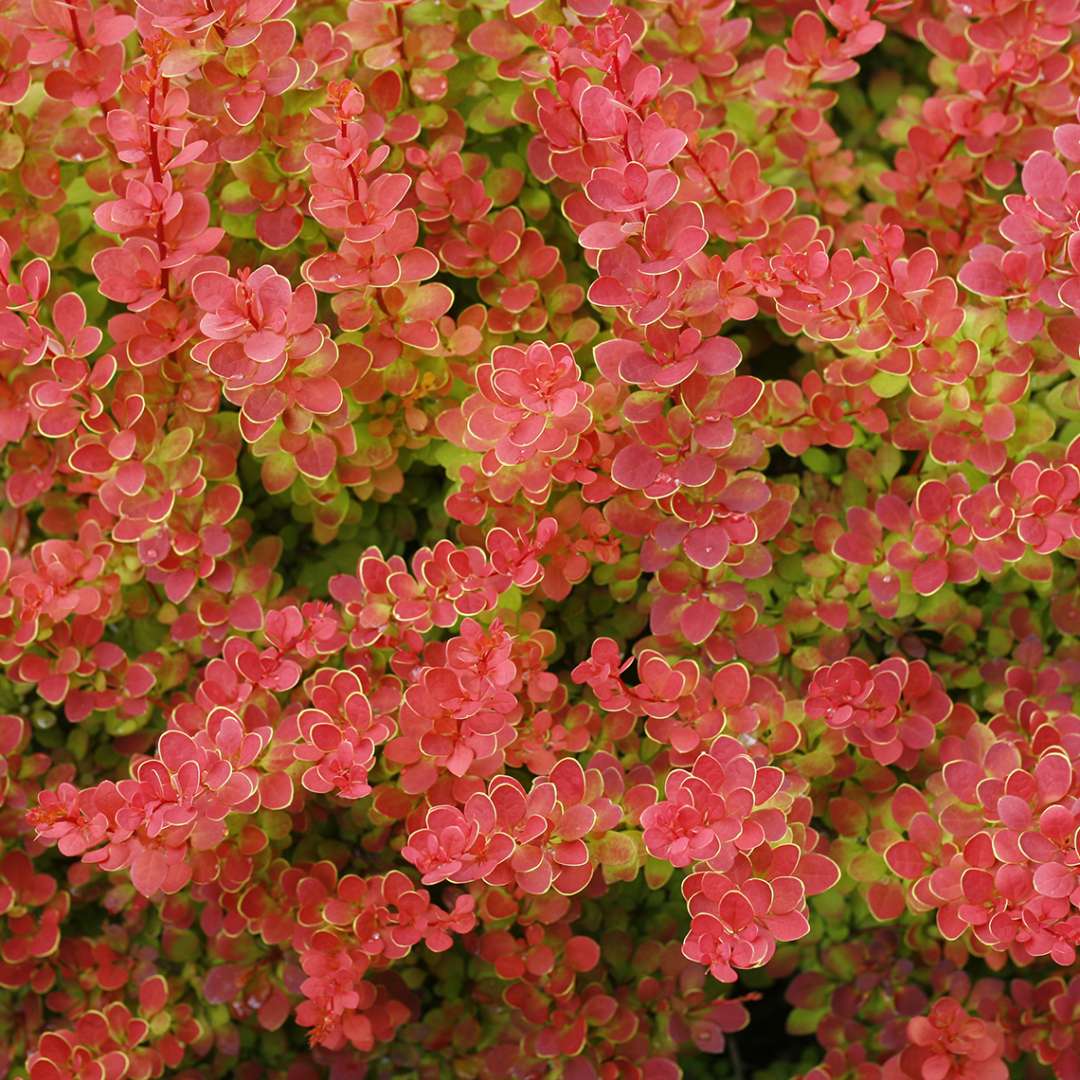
[0,0,1078,1075]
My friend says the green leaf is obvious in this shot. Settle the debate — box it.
[643,855,674,890]
[787,1008,826,1037]
[869,371,909,398]
[595,831,642,883]
[221,212,257,239]
[0,133,24,170]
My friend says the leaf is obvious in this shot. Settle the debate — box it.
[595,831,641,881]
[468,19,530,61]
[0,133,23,170]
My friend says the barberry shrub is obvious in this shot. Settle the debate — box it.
[0,0,1079,1075]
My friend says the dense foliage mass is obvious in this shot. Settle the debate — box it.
[0,0,1079,1075]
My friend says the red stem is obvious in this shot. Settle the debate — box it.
[67,6,86,50]
[146,83,170,296]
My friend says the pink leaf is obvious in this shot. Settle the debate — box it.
[957,257,1009,297]
[611,443,661,489]
[1022,150,1066,200]
[683,525,731,569]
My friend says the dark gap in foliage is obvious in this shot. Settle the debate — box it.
[542,576,652,671]
[440,272,481,319]
[737,979,819,1073]
[744,337,803,383]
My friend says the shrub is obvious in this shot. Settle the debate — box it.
[0,0,1078,1076]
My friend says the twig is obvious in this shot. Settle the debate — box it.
[729,1034,745,1080]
